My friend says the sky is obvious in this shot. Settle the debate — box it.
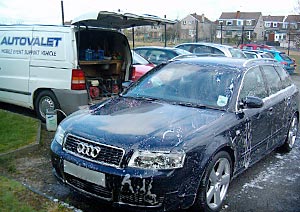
[0,0,299,25]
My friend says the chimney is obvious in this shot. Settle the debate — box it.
[236,11,241,19]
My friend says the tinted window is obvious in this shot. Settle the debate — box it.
[176,45,191,52]
[280,53,292,61]
[239,67,267,100]
[261,65,282,95]
[193,45,213,54]
[212,47,225,55]
[274,66,292,88]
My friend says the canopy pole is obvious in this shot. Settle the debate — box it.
[164,15,167,47]
[132,27,135,49]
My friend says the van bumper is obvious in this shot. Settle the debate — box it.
[53,89,89,115]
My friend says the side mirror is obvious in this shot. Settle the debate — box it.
[242,96,264,109]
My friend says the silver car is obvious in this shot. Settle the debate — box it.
[175,42,247,59]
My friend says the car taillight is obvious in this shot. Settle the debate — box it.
[132,66,136,81]
[71,69,86,90]
[281,61,288,65]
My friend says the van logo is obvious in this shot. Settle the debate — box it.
[1,36,62,47]
[77,142,101,158]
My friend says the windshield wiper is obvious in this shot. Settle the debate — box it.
[174,102,207,109]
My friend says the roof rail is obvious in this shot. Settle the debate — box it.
[243,58,278,67]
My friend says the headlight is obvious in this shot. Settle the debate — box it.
[54,125,65,145]
[128,150,185,170]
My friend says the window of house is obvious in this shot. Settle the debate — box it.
[182,21,187,25]
[237,20,243,26]
[265,22,271,27]
[226,20,233,25]
[246,20,252,26]
[225,31,232,36]
[219,21,224,25]
[273,22,278,27]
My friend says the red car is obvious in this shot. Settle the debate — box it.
[131,51,155,81]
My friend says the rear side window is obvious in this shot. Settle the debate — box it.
[176,45,191,52]
[261,65,282,95]
[274,66,292,88]
[280,53,292,61]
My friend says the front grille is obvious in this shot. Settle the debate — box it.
[65,173,112,200]
[119,191,164,206]
[63,134,125,167]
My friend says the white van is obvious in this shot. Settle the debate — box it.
[0,11,174,121]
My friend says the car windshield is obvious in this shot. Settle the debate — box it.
[123,62,237,109]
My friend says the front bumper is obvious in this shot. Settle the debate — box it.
[50,140,198,211]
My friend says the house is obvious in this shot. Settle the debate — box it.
[263,15,286,43]
[280,15,300,48]
[217,11,265,43]
[179,13,216,42]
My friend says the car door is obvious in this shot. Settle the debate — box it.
[260,65,290,148]
[237,66,271,166]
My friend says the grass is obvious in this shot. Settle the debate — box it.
[0,109,39,153]
[0,176,72,212]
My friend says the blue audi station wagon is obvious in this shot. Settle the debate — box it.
[51,57,299,212]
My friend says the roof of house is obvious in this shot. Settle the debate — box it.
[263,15,285,22]
[285,15,300,23]
[219,11,262,20]
[190,13,212,23]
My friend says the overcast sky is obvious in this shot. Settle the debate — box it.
[0,0,299,24]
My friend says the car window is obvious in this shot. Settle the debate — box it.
[212,47,224,55]
[176,44,191,52]
[239,67,267,101]
[134,49,148,59]
[280,53,292,61]
[124,62,237,109]
[193,45,212,54]
[229,48,247,58]
[261,65,282,95]
[274,66,292,89]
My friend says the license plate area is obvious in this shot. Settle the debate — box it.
[64,160,105,187]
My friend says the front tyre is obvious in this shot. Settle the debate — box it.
[34,90,60,122]
[281,113,298,152]
[193,151,232,212]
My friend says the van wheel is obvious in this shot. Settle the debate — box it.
[34,90,60,122]
[192,151,232,212]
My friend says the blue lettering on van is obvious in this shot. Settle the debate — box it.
[0,37,62,47]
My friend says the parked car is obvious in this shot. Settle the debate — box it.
[239,43,277,51]
[133,46,191,65]
[242,50,274,59]
[131,51,155,81]
[174,42,247,58]
[51,56,299,212]
[262,49,296,74]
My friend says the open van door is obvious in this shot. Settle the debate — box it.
[71,11,176,29]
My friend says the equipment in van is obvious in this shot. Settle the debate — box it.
[0,11,175,122]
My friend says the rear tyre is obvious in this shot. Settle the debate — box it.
[281,113,298,152]
[34,90,60,122]
[192,151,232,212]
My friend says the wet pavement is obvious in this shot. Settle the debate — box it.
[1,74,300,212]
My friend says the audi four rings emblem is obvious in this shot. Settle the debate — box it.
[77,142,101,158]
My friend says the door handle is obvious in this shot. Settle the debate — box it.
[268,107,274,115]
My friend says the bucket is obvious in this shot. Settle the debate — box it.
[46,109,57,131]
